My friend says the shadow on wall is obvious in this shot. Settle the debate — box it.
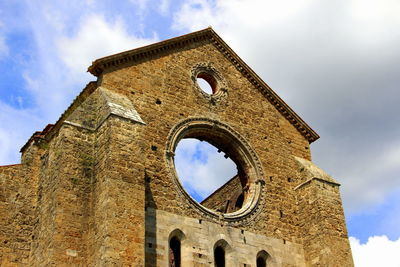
[145,169,157,267]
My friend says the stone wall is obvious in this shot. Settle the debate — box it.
[0,30,353,266]
[146,208,306,267]
[201,175,244,213]
[0,143,42,266]
[99,39,312,245]
[28,124,93,266]
[88,116,146,266]
[297,180,353,266]
[0,164,32,266]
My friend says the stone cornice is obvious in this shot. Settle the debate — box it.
[88,27,319,143]
[294,177,341,191]
[88,28,212,76]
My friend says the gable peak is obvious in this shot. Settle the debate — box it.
[88,28,319,143]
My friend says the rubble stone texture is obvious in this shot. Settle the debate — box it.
[200,175,244,213]
[0,28,354,266]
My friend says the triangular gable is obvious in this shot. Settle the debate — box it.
[88,27,319,143]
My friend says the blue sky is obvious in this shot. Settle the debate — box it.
[175,139,237,202]
[1,1,400,265]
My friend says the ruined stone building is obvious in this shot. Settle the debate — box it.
[0,28,354,266]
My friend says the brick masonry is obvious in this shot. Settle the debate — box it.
[0,28,354,266]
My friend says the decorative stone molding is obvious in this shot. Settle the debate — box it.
[88,28,319,143]
[191,62,228,103]
[165,117,266,225]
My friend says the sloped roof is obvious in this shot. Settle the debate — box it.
[20,81,97,153]
[293,156,340,189]
[88,27,319,143]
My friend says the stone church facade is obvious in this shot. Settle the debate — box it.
[0,28,354,266]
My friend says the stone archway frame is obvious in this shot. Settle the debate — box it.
[166,117,266,224]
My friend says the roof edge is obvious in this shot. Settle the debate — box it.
[207,29,319,143]
[0,163,23,168]
[20,81,98,153]
[88,27,213,76]
[87,27,319,143]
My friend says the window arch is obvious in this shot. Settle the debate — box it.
[168,229,185,267]
[256,250,269,267]
[213,239,231,267]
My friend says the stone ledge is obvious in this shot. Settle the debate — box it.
[294,156,340,190]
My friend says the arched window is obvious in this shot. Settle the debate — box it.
[256,250,269,267]
[214,246,225,267]
[168,229,185,267]
[213,239,231,267]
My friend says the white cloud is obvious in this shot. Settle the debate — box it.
[0,35,7,57]
[130,0,149,10]
[0,103,43,165]
[350,236,400,267]
[172,0,400,213]
[175,138,237,200]
[158,0,170,15]
[57,14,158,77]
[173,0,312,32]
[0,3,159,166]
[0,21,8,57]
[128,0,170,15]
[383,144,400,169]
[350,0,400,44]
[20,4,159,112]
[334,143,400,211]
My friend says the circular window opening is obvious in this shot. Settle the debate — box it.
[196,72,217,94]
[174,138,250,214]
[167,118,263,219]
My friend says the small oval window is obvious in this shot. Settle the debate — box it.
[196,72,217,94]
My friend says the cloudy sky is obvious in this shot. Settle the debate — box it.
[0,1,399,265]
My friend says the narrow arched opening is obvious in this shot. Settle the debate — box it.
[256,250,269,267]
[168,229,185,267]
[169,236,181,267]
[214,246,225,267]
